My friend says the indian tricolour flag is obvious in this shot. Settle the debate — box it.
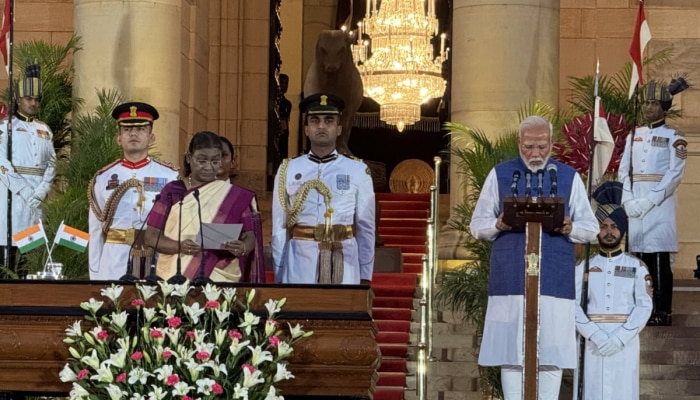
[12,224,48,253]
[54,222,89,253]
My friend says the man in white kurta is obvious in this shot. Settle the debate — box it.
[470,116,598,400]
[618,79,689,326]
[88,102,178,280]
[272,93,375,284]
[575,201,653,399]
[0,65,56,275]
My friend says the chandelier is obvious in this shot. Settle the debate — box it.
[351,0,447,132]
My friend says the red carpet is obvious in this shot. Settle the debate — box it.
[372,192,430,400]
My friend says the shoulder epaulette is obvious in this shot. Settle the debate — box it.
[151,157,179,171]
[342,153,364,163]
[95,159,121,175]
[291,154,304,160]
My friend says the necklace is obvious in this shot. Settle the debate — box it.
[188,175,192,188]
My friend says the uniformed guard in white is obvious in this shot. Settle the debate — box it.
[575,187,653,400]
[0,64,56,274]
[272,93,375,284]
[619,77,690,326]
[88,102,178,280]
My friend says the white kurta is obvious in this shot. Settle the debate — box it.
[618,124,685,252]
[272,152,375,284]
[88,159,178,280]
[575,252,653,399]
[0,116,56,245]
[471,167,598,368]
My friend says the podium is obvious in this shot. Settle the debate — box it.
[0,281,380,399]
[503,196,564,400]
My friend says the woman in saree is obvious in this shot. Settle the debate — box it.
[144,131,265,282]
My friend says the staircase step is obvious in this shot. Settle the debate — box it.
[373,308,413,321]
[641,365,700,380]
[372,285,416,297]
[376,320,411,333]
[383,235,427,246]
[381,209,428,219]
[641,327,700,339]
[378,227,427,237]
[379,357,408,373]
[373,387,406,400]
[377,331,410,344]
[380,218,428,228]
[640,396,700,400]
[392,245,426,254]
[377,372,408,387]
[403,265,423,274]
[372,272,418,286]
[374,296,415,309]
[641,350,700,366]
[379,200,430,211]
[642,337,700,351]
[640,379,700,395]
[376,192,431,202]
[380,343,409,358]
[671,315,700,328]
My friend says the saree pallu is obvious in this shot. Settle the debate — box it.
[152,180,265,282]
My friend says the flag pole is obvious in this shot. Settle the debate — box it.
[576,57,601,400]
[3,0,14,274]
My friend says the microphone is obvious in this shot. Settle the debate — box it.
[191,189,212,286]
[145,193,171,284]
[547,164,558,197]
[536,169,544,197]
[525,171,532,197]
[510,170,521,196]
[120,194,162,282]
[167,198,187,284]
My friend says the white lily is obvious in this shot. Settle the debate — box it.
[264,298,282,317]
[242,365,264,388]
[222,287,237,303]
[111,311,128,329]
[80,349,100,370]
[137,284,158,300]
[69,382,90,399]
[277,341,293,358]
[164,327,181,344]
[90,364,114,383]
[195,377,216,395]
[232,383,249,400]
[127,367,152,385]
[147,386,167,400]
[202,283,221,301]
[264,386,284,400]
[171,381,194,396]
[171,280,192,298]
[214,328,227,346]
[153,365,174,382]
[184,359,205,381]
[106,383,127,400]
[101,284,124,304]
[65,320,82,337]
[80,298,103,313]
[249,345,273,366]
[274,363,295,382]
[59,363,77,382]
[159,303,177,318]
[214,308,231,324]
[238,311,260,335]
[142,307,156,322]
[184,302,206,324]
[288,322,305,339]
[229,339,250,356]
[105,348,127,369]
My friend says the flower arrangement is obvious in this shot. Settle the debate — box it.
[59,281,312,400]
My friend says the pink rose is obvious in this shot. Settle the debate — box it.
[77,369,89,380]
[242,364,255,374]
[186,331,196,339]
[131,351,143,361]
[182,396,193,400]
[269,336,281,347]
[96,330,108,340]
[212,382,223,394]
[196,351,210,361]
[166,374,180,386]
[167,316,182,328]
[150,328,163,338]
[131,298,145,307]
[205,300,219,309]
[116,372,126,383]
[228,330,242,339]
[162,350,173,359]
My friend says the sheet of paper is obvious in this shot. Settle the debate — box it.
[196,223,243,250]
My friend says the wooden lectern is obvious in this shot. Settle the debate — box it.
[503,196,564,400]
[0,281,380,399]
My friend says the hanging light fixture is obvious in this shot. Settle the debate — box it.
[352,0,447,132]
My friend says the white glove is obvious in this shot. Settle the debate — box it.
[623,200,642,218]
[17,186,34,204]
[589,329,609,349]
[598,334,624,357]
[27,195,42,209]
[637,198,654,218]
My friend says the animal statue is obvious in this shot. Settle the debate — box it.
[304,30,364,156]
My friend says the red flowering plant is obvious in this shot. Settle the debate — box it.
[552,111,631,179]
[59,281,312,400]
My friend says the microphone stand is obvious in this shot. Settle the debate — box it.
[145,193,171,284]
[167,198,187,284]
[191,189,212,286]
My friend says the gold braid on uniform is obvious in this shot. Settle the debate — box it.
[88,176,146,235]
[276,158,341,283]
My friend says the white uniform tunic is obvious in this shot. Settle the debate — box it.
[575,251,653,400]
[0,115,56,245]
[272,152,375,284]
[618,124,686,252]
[89,159,178,280]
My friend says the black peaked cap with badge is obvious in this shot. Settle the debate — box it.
[111,102,160,126]
[299,93,345,115]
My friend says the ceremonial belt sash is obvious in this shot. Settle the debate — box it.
[291,224,354,241]
[587,314,629,323]
[632,174,663,182]
[14,166,45,176]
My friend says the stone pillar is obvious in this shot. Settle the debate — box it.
[439,0,560,258]
[73,0,181,165]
